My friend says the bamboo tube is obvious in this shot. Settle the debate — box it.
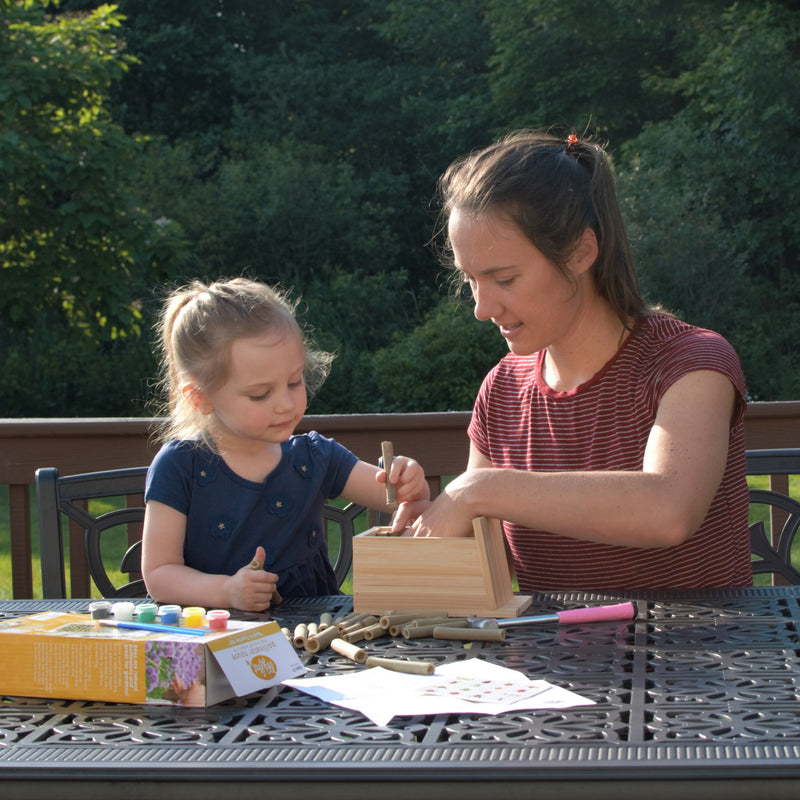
[433,626,506,642]
[333,611,365,627]
[293,623,309,648]
[382,440,398,506]
[409,615,453,627]
[362,623,389,641]
[380,611,450,630]
[401,619,469,639]
[281,627,293,644]
[330,638,368,664]
[343,627,368,643]
[306,622,319,638]
[379,612,418,630]
[337,613,376,632]
[319,612,333,631]
[365,656,434,675]
[304,624,341,653]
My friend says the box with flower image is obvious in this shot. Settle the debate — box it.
[0,611,305,707]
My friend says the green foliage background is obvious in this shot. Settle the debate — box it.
[2,0,798,417]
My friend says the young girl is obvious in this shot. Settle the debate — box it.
[399,130,752,590]
[142,277,429,611]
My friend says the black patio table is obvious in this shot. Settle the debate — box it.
[1,587,800,799]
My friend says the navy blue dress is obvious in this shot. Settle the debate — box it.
[144,431,358,597]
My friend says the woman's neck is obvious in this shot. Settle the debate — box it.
[543,300,631,392]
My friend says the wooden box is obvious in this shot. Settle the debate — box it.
[352,517,532,617]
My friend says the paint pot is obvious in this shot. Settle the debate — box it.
[158,604,181,625]
[88,600,112,620]
[183,606,206,628]
[112,601,135,621]
[136,602,158,623]
[207,609,230,631]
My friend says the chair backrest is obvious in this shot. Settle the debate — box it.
[746,448,800,584]
[35,466,362,599]
[36,466,149,598]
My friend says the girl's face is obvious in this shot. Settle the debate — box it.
[448,207,590,356]
[200,331,307,447]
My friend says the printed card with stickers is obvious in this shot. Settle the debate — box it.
[421,676,551,704]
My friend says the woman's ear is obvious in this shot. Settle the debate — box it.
[181,384,212,415]
[568,228,599,276]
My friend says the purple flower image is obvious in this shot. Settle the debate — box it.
[145,640,206,704]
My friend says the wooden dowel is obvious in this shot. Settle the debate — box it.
[382,440,398,506]
[365,656,434,675]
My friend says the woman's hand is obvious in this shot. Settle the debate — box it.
[409,472,477,538]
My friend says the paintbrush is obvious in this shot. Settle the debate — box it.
[96,619,209,636]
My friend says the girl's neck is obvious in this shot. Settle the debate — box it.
[210,431,284,483]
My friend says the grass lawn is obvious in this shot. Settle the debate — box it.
[0,475,797,599]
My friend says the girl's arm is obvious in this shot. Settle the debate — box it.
[340,455,430,522]
[141,500,280,611]
[411,369,736,547]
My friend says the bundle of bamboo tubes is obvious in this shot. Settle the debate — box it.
[280,609,505,676]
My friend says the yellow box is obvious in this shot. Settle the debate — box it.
[353,517,532,618]
[0,611,305,707]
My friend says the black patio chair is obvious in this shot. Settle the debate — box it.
[746,448,800,584]
[35,465,364,599]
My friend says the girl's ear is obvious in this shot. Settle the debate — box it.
[181,384,212,415]
[568,228,599,276]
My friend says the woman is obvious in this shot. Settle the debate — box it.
[400,130,751,590]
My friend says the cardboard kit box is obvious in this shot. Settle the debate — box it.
[0,611,305,707]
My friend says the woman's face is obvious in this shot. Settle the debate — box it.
[448,207,588,356]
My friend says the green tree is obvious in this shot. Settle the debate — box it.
[0,0,185,415]
[1,0,178,338]
[369,299,508,412]
[619,2,800,399]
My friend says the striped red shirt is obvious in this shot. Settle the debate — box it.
[468,314,752,590]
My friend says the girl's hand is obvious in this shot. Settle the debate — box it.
[381,455,430,504]
[224,547,280,612]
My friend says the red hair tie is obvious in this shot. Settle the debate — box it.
[566,134,579,153]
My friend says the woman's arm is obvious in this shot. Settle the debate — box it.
[141,500,279,611]
[412,370,736,547]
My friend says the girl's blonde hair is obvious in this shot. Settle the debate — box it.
[153,277,333,447]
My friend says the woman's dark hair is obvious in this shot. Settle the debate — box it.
[436,130,647,325]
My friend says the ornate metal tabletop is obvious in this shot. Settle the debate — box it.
[1,588,800,799]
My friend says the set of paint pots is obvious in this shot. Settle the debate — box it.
[88,600,231,631]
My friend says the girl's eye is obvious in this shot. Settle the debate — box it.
[496,276,515,287]
[289,379,304,389]
[249,393,269,401]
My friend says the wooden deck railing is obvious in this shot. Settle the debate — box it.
[3,402,800,599]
